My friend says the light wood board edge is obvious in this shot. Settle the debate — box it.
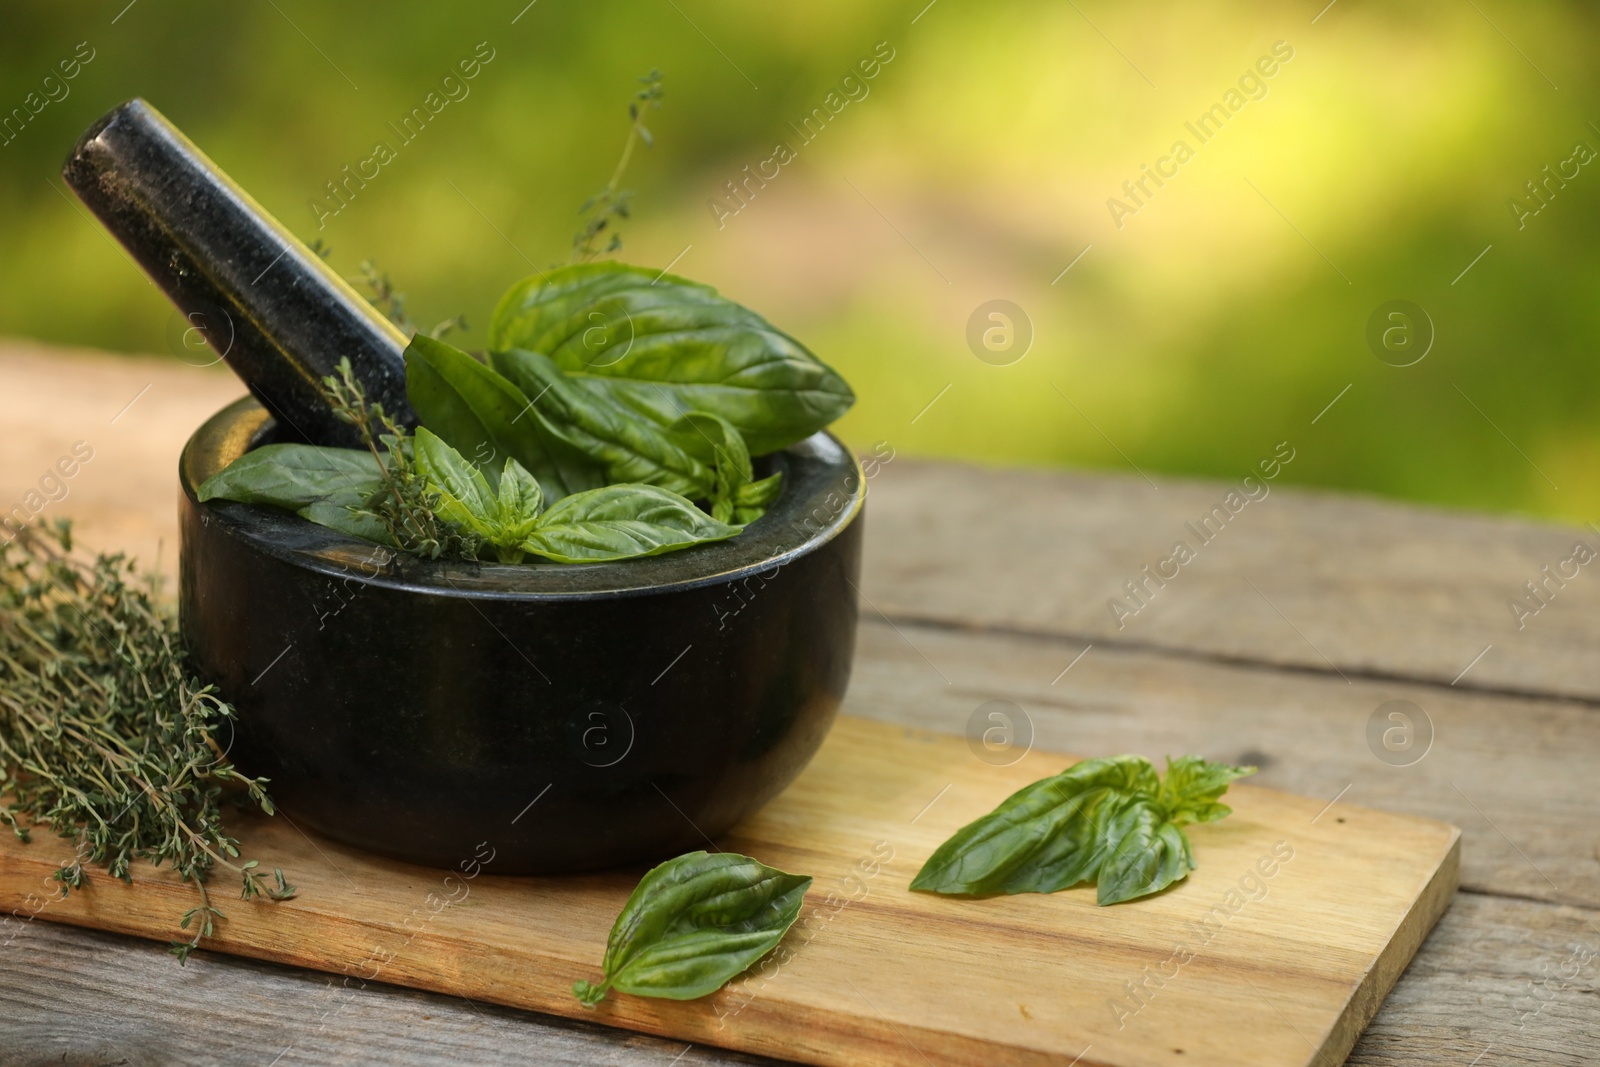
[1319,829,1462,1066]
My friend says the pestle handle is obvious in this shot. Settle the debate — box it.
[62,98,415,448]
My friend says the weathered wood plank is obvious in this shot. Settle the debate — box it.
[859,459,1600,702]
[1347,892,1600,1067]
[842,619,1600,909]
[2,890,1593,1067]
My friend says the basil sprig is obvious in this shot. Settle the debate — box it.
[911,756,1256,905]
[573,851,812,1008]
[413,427,740,564]
[669,410,783,524]
[406,333,606,501]
[491,263,854,456]
[412,428,544,561]
[520,484,741,564]
[197,262,846,564]
[489,346,715,499]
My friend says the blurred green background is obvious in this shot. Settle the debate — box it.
[2,1,1596,521]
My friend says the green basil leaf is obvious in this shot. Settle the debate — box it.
[670,411,753,523]
[667,411,783,526]
[413,426,498,535]
[1096,801,1196,906]
[488,263,854,455]
[198,442,403,547]
[484,458,544,561]
[1159,756,1257,826]
[733,471,783,526]
[573,851,812,1007]
[295,502,397,546]
[909,756,1155,897]
[196,443,385,510]
[671,411,753,480]
[495,457,544,533]
[404,333,604,501]
[735,472,782,508]
[912,754,1253,904]
[414,430,545,562]
[522,484,740,564]
[490,347,712,498]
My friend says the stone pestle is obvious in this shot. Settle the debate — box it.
[62,97,415,448]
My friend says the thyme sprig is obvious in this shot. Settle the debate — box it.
[320,357,482,561]
[0,519,295,963]
[353,259,467,340]
[571,69,664,262]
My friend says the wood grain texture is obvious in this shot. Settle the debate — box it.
[859,459,1600,703]
[4,891,1594,1067]
[1346,893,1600,1067]
[0,921,780,1067]
[0,718,1458,1067]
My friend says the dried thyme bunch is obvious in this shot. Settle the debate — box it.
[0,519,294,962]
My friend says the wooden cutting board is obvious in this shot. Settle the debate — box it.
[0,716,1457,1067]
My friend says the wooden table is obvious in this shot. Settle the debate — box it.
[1,340,1595,1066]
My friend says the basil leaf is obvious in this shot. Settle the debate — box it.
[197,442,401,545]
[1159,755,1257,826]
[670,411,754,524]
[909,756,1155,897]
[414,429,546,561]
[481,458,546,561]
[1095,800,1195,906]
[404,334,604,500]
[196,443,385,510]
[666,410,783,525]
[296,501,397,546]
[522,483,740,564]
[488,263,854,455]
[733,472,783,526]
[490,347,713,498]
[413,426,498,536]
[573,851,812,1007]
[912,755,1254,905]
[494,457,545,532]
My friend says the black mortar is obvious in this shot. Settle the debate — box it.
[65,100,864,873]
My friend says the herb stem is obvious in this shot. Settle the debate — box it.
[570,70,664,263]
[603,116,644,201]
